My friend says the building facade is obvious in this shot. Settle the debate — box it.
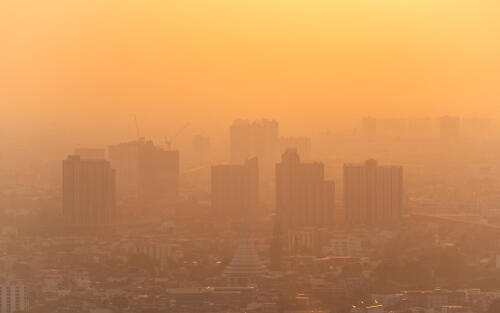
[0,284,29,313]
[211,158,258,221]
[63,155,116,225]
[344,159,403,224]
[108,139,179,204]
[276,149,335,229]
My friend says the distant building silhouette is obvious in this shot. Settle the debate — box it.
[108,139,179,205]
[279,136,312,161]
[230,119,279,175]
[211,158,258,221]
[269,217,284,271]
[252,119,279,180]
[63,155,116,225]
[74,148,106,160]
[276,149,335,229]
[344,159,403,224]
[439,116,461,139]
[230,119,279,205]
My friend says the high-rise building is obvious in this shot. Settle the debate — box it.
[229,119,279,172]
[230,119,279,205]
[211,158,258,220]
[276,149,335,229]
[252,119,279,180]
[74,148,106,160]
[0,283,29,313]
[344,159,403,224]
[108,139,179,204]
[62,155,116,225]
[279,136,312,161]
[439,116,461,139]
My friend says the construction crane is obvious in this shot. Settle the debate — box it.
[165,122,190,150]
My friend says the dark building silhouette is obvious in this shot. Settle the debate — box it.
[344,159,403,224]
[276,149,335,229]
[269,217,284,271]
[211,158,258,220]
[279,136,312,161]
[108,139,179,205]
[440,115,461,139]
[63,155,116,225]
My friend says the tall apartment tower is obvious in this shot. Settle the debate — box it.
[108,139,179,204]
[229,119,279,172]
[0,283,29,313]
[344,159,403,224]
[276,149,335,229]
[230,119,279,205]
[211,158,258,220]
[252,119,279,180]
[440,116,461,139]
[63,155,116,225]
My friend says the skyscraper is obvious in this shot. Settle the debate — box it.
[0,283,29,313]
[230,119,279,205]
[344,159,403,225]
[439,116,461,139]
[229,119,279,173]
[211,158,258,221]
[108,139,179,204]
[62,155,116,225]
[276,149,335,229]
[252,119,279,180]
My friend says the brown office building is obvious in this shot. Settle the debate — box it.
[211,158,258,221]
[276,149,335,229]
[344,159,403,224]
[63,155,116,225]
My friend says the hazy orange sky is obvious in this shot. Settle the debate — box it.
[1,0,500,145]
